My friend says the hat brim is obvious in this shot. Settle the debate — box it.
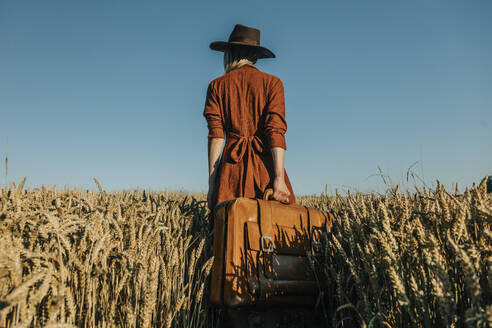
[209,41,276,59]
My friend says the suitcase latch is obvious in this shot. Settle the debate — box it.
[261,236,274,253]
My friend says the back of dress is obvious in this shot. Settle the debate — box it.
[203,64,295,208]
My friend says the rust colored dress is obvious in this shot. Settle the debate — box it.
[203,64,296,209]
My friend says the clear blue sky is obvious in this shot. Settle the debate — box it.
[1,0,491,195]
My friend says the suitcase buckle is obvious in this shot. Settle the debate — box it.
[261,236,274,253]
[312,241,323,256]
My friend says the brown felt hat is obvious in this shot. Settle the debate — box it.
[210,24,276,59]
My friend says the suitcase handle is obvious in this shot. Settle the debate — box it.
[263,188,274,200]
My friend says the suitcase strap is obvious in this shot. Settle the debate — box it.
[257,199,274,253]
[254,201,326,303]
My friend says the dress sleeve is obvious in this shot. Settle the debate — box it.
[203,82,225,139]
[264,78,287,149]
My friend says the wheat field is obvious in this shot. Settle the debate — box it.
[0,177,490,327]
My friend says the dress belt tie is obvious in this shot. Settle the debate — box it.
[227,132,265,163]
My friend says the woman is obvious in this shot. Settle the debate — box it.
[204,24,295,328]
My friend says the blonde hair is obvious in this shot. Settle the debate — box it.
[223,45,258,73]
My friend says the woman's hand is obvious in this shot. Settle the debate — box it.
[270,147,290,203]
[272,176,290,203]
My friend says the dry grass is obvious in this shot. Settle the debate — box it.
[299,178,492,327]
[0,178,490,327]
[0,183,211,327]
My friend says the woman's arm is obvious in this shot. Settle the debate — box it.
[264,78,291,203]
[203,81,225,210]
[207,137,225,209]
[271,147,291,203]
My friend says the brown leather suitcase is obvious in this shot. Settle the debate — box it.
[209,189,334,309]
